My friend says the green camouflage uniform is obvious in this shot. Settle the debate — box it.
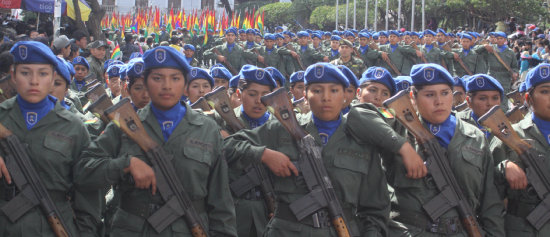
[204,43,246,75]
[377,44,417,77]
[86,56,105,84]
[330,56,366,78]
[452,48,487,77]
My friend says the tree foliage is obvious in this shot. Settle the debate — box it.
[259,2,294,28]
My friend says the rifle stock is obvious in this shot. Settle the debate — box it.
[85,79,99,89]
[506,90,523,105]
[454,101,469,112]
[0,76,17,102]
[453,91,466,108]
[204,86,245,132]
[505,105,528,124]
[85,84,108,103]
[191,97,212,112]
[292,97,310,114]
[105,98,209,236]
[478,105,529,156]
[262,88,351,237]
[87,94,114,123]
[212,48,238,75]
[371,43,401,76]
[384,90,482,237]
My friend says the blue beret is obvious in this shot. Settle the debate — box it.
[210,66,232,80]
[119,65,128,80]
[537,34,546,39]
[410,63,454,86]
[225,28,238,35]
[437,28,447,35]
[379,31,388,37]
[460,33,473,41]
[525,63,550,90]
[388,30,400,36]
[283,31,292,36]
[404,31,411,36]
[360,67,397,95]
[107,64,122,78]
[275,26,283,30]
[324,32,332,36]
[331,35,341,41]
[332,30,339,35]
[229,75,240,88]
[411,32,420,37]
[358,32,370,38]
[66,61,75,76]
[465,74,504,98]
[394,76,413,92]
[344,31,354,37]
[55,57,71,84]
[264,33,276,40]
[265,67,286,87]
[306,29,313,34]
[275,33,284,39]
[10,41,58,66]
[424,30,436,36]
[238,29,246,34]
[129,52,143,60]
[494,31,507,38]
[372,32,379,39]
[290,32,296,37]
[72,56,90,69]
[189,67,214,87]
[453,76,466,88]
[246,29,255,34]
[183,44,195,51]
[239,65,277,89]
[297,31,309,38]
[143,46,191,73]
[311,33,322,39]
[304,63,349,88]
[351,29,358,34]
[336,65,359,88]
[126,58,145,79]
[519,81,527,93]
[290,71,305,84]
[104,59,113,71]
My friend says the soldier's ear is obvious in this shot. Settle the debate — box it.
[526,92,533,106]
[466,96,472,108]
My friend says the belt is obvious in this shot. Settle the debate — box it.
[507,199,538,218]
[391,208,463,235]
[275,202,353,229]
[120,197,205,218]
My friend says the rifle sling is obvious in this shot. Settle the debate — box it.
[119,197,205,219]
[275,202,353,230]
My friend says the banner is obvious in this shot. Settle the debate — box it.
[23,0,66,14]
[0,0,22,9]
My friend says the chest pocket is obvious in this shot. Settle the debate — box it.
[43,131,73,158]
[332,153,369,204]
[460,146,484,172]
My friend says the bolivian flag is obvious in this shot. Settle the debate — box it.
[111,45,121,60]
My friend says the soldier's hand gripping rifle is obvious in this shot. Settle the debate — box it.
[212,48,238,75]
[440,43,473,75]
[0,123,73,237]
[479,105,550,230]
[409,43,428,63]
[370,42,402,76]
[383,90,482,237]
[285,44,306,70]
[104,98,208,236]
[203,86,277,217]
[261,88,352,237]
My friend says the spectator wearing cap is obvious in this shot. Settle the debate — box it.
[77,45,237,237]
[451,32,486,77]
[72,30,89,57]
[356,32,379,67]
[183,44,200,67]
[52,35,71,60]
[223,62,391,236]
[294,31,328,68]
[457,74,503,140]
[4,41,100,236]
[204,28,246,75]
[376,30,422,76]
[491,63,550,237]
[331,39,366,78]
[185,67,214,104]
[86,40,108,83]
[474,31,519,111]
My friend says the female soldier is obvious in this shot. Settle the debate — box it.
[185,67,214,105]
[356,66,397,107]
[124,58,150,110]
[336,65,359,115]
[385,64,504,236]
[491,63,550,236]
[456,74,504,141]
[209,65,232,89]
[224,62,390,236]
[0,41,100,236]
[75,46,237,236]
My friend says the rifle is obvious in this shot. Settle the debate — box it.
[370,42,402,76]
[453,91,466,108]
[0,123,73,237]
[204,86,245,133]
[212,48,238,75]
[0,76,17,103]
[285,44,306,70]
[505,105,529,124]
[203,86,277,218]
[292,97,310,114]
[252,48,267,67]
[261,88,352,237]
[85,79,99,89]
[190,97,212,112]
[104,98,209,236]
[383,90,482,237]
[506,89,523,106]
[85,84,108,104]
[478,105,550,230]
[441,45,473,76]
[409,43,428,63]
[87,94,114,123]
[454,101,469,112]
[487,44,518,82]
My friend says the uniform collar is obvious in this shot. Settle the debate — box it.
[141,102,204,144]
[532,113,550,145]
